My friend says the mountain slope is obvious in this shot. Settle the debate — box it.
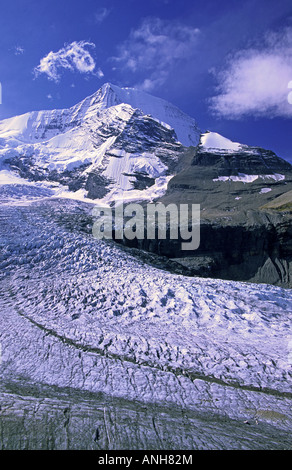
[152,132,292,286]
[0,83,201,147]
[0,83,200,203]
[1,84,291,208]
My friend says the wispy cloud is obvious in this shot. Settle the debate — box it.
[34,41,101,82]
[209,27,292,119]
[14,46,25,56]
[112,17,200,91]
[94,7,111,24]
[96,68,104,79]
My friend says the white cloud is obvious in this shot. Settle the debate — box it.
[34,41,99,82]
[209,27,292,119]
[96,68,104,79]
[112,17,200,90]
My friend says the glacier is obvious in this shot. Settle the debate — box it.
[0,193,291,449]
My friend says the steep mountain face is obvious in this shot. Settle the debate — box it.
[0,83,199,203]
[153,132,292,287]
[0,84,292,286]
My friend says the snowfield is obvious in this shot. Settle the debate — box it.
[0,188,291,449]
[200,131,242,152]
[213,174,286,183]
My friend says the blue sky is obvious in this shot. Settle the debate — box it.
[1,0,292,162]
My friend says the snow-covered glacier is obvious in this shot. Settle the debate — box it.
[0,192,291,450]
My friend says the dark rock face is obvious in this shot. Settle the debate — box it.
[192,147,292,175]
[114,110,179,153]
[115,219,291,287]
[4,155,91,191]
[116,145,292,288]
[85,172,114,199]
[127,172,156,190]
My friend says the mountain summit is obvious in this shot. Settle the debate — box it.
[0,82,201,147]
[0,83,203,202]
[86,83,202,147]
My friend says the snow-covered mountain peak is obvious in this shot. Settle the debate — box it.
[75,82,201,146]
[0,82,201,148]
[0,84,190,203]
[200,131,243,153]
